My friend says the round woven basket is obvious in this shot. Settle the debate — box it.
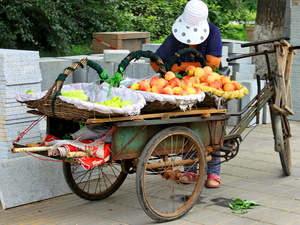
[141,101,180,114]
[21,59,130,121]
[196,92,230,108]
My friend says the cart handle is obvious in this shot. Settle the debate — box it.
[45,58,106,117]
[164,48,207,72]
[116,50,166,76]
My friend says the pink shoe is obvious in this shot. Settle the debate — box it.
[205,174,221,188]
[178,172,198,184]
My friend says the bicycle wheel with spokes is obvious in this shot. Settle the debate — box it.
[279,115,292,175]
[136,126,206,222]
[63,161,127,200]
[270,108,292,176]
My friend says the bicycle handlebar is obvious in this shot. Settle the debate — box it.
[240,36,290,48]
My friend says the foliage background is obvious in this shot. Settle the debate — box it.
[0,0,257,56]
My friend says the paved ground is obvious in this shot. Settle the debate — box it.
[1,120,300,225]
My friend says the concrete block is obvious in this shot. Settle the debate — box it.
[142,43,161,53]
[0,83,41,103]
[39,58,74,91]
[96,61,115,78]
[0,121,41,143]
[228,53,252,64]
[0,105,37,121]
[118,62,134,78]
[231,71,255,81]
[240,80,265,126]
[0,157,71,209]
[0,50,42,86]
[231,63,256,74]
[57,55,89,61]
[132,61,152,79]
[0,49,39,62]
[222,40,250,54]
[103,50,130,63]
[226,99,241,125]
[89,54,104,57]
[222,46,229,57]
[0,70,42,85]
[0,61,40,73]
[228,65,233,76]
[221,57,229,67]
[69,58,110,83]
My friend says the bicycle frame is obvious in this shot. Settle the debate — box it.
[225,37,300,153]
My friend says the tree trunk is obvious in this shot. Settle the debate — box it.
[252,0,287,75]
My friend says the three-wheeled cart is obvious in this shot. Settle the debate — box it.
[13,37,300,222]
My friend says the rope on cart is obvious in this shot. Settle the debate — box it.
[12,116,45,144]
[25,151,67,163]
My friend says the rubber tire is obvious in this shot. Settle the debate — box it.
[136,126,206,222]
[63,162,127,200]
[270,108,292,176]
[279,115,292,176]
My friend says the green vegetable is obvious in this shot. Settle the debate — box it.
[229,198,261,214]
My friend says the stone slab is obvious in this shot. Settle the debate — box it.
[222,40,250,54]
[231,71,255,81]
[0,70,42,85]
[0,83,41,103]
[71,58,114,83]
[39,58,74,91]
[231,63,256,74]
[103,50,130,63]
[0,49,39,61]
[142,43,161,53]
[0,121,41,143]
[0,156,71,209]
[222,45,229,57]
[0,105,38,120]
[240,80,265,126]
[221,57,229,67]
[226,99,241,125]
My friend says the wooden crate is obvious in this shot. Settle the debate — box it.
[91,31,150,54]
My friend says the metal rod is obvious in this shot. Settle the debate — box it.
[145,158,198,170]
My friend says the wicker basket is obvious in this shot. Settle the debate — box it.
[196,92,230,109]
[141,101,180,114]
[17,59,146,121]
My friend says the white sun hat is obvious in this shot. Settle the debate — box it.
[172,0,209,45]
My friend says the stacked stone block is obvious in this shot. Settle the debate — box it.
[0,49,70,209]
[0,49,42,158]
[222,40,258,125]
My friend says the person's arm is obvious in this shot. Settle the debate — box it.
[204,23,223,69]
[206,54,221,68]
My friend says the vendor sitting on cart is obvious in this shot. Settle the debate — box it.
[151,0,222,188]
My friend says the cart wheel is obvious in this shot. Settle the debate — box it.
[136,126,206,222]
[63,161,127,200]
[270,108,292,176]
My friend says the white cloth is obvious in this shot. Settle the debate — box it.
[15,82,146,116]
